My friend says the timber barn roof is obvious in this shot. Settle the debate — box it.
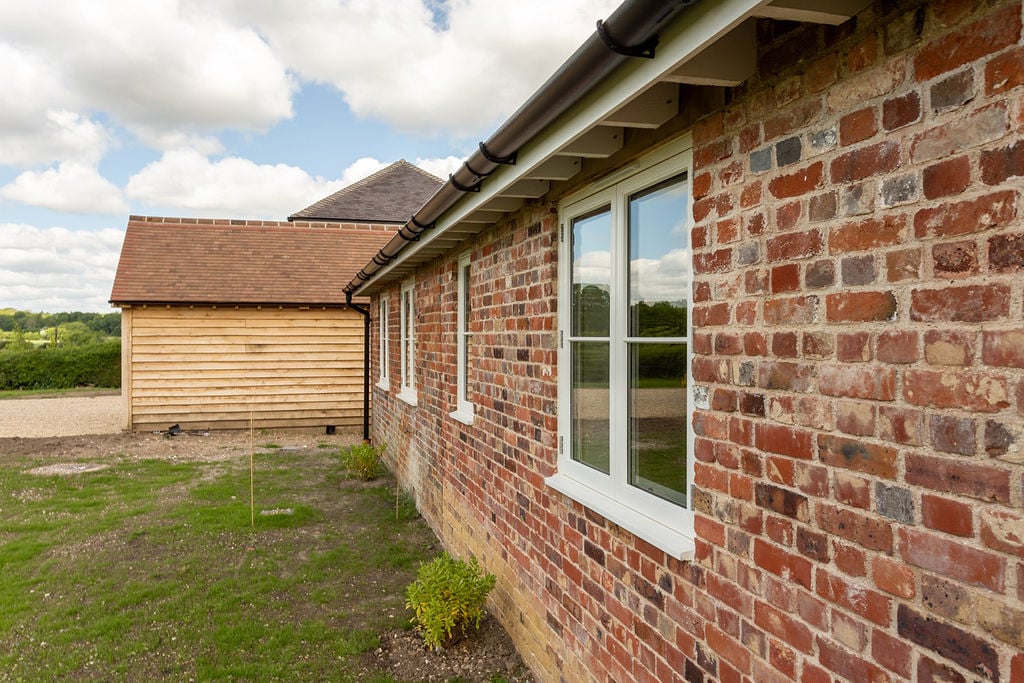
[109,216,395,306]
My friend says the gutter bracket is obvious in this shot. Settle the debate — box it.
[596,19,658,59]
[479,141,517,166]
[410,216,435,233]
[449,173,482,193]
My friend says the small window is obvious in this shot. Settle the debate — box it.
[398,279,417,405]
[452,253,474,424]
[548,136,695,559]
[377,297,389,389]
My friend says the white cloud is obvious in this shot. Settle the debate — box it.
[0,224,125,312]
[216,0,620,136]
[0,0,295,151]
[1,162,128,215]
[413,156,463,180]
[125,148,345,218]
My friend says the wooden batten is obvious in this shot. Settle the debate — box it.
[122,305,366,432]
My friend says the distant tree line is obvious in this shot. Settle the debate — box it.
[0,310,120,336]
[0,309,121,389]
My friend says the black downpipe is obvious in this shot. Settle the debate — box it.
[345,293,371,443]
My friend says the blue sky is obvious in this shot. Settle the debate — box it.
[0,0,619,313]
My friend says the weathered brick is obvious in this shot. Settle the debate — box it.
[772,331,797,358]
[885,247,920,282]
[924,329,975,366]
[839,107,877,146]
[876,483,914,523]
[980,139,1024,185]
[764,295,816,325]
[910,284,1010,322]
[818,364,895,400]
[805,260,835,288]
[768,162,823,199]
[897,605,1000,679]
[921,573,972,622]
[841,255,875,286]
[775,200,801,231]
[904,368,1010,413]
[808,192,836,222]
[984,419,1015,457]
[989,233,1024,272]
[879,406,924,446]
[754,538,812,589]
[880,173,918,206]
[826,291,897,323]
[923,155,970,199]
[817,503,893,553]
[932,240,977,278]
[802,331,833,359]
[755,483,808,522]
[986,44,1024,95]
[872,628,913,678]
[977,593,1024,649]
[980,507,1024,558]
[906,452,1011,503]
[817,636,889,683]
[817,570,891,627]
[832,541,867,578]
[836,401,874,436]
[930,68,974,112]
[796,527,829,563]
[882,90,921,130]
[775,136,801,167]
[911,103,1008,163]
[830,141,900,183]
[818,434,896,478]
[900,528,1005,592]
[770,264,800,293]
[840,182,874,216]
[913,3,1022,81]
[922,493,973,537]
[929,413,977,455]
[834,471,870,509]
[872,556,915,599]
[755,423,813,459]
[876,330,918,364]
[767,229,822,262]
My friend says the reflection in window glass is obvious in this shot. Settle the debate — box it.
[629,173,689,338]
[628,343,688,505]
[571,341,610,474]
[571,208,611,338]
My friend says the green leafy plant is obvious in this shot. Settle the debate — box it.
[405,552,496,650]
[340,442,386,480]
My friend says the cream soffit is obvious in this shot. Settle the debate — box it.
[356,0,872,293]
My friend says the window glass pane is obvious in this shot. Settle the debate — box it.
[628,173,689,338]
[571,341,609,474]
[571,208,611,338]
[461,261,471,403]
[628,342,687,505]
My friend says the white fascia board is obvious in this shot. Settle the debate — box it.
[356,0,764,292]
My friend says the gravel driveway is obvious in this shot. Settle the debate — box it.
[0,394,122,438]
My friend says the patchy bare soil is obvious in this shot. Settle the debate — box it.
[0,413,534,682]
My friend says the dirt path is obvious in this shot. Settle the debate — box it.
[0,394,122,438]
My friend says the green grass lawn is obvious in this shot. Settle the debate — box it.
[0,447,439,681]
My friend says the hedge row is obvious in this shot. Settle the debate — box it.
[0,341,121,390]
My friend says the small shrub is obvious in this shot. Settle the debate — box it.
[405,552,496,650]
[340,442,385,480]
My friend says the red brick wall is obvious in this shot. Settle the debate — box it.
[370,1,1024,680]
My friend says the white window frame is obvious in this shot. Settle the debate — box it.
[398,279,417,405]
[547,135,695,560]
[377,296,389,390]
[451,252,474,424]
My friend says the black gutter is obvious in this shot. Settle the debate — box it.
[345,292,372,442]
[344,0,699,295]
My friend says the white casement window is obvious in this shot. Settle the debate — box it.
[451,253,474,424]
[377,297,389,389]
[398,279,417,405]
[548,136,695,559]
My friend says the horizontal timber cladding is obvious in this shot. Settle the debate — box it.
[124,306,366,431]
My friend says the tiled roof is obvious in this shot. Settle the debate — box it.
[110,216,396,305]
[289,159,443,223]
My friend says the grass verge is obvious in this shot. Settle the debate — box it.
[0,446,438,681]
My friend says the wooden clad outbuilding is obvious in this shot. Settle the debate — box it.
[110,160,444,432]
[110,217,398,432]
